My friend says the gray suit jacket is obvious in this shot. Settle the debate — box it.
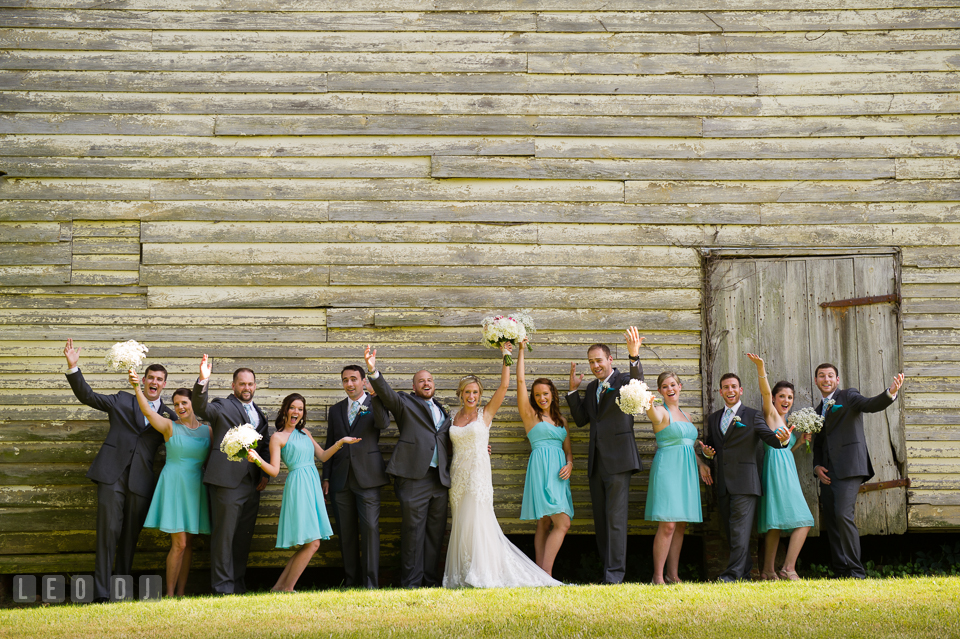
[702,404,785,497]
[813,387,894,482]
[193,380,271,489]
[68,369,175,496]
[322,394,390,493]
[566,362,644,476]
[369,373,452,487]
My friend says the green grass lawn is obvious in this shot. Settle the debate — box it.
[3,578,959,639]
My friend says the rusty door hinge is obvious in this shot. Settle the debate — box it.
[859,478,911,493]
[821,294,900,309]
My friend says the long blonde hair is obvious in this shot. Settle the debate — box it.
[457,375,484,406]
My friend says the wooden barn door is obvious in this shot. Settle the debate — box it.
[704,253,906,536]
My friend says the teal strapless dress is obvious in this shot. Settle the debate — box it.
[644,410,702,523]
[520,421,574,520]
[758,432,814,533]
[276,429,333,548]
[144,421,211,535]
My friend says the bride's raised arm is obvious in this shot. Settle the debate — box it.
[482,343,513,426]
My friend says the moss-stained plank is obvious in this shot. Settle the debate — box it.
[328,201,756,224]
[529,51,960,74]
[537,137,960,160]
[144,285,702,310]
[700,30,960,53]
[0,308,327,326]
[433,157,896,180]
[908,504,960,528]
[215,114,703,137]
[0,243,72,265]
[142,242,698,267]
[4,156,432,179]
[4,91,764,117]
[149,178,626,202]
[625,179,960,204]
[0,70,329,92]
[0,113,216,136]
[327,72,758,95]
[1,135,536,158]
[0,10,539,31]
[0,265,71,286]
[155,30,699,54]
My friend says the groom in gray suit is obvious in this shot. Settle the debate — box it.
[566,327,644,584]
[700,373,790,582]
[813,363,903,579]
[193,355,271,595]
[322,365,390,589]
[364,346,451,588]
[63,339,176,602]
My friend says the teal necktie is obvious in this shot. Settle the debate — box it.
[720,408,733,435]
[348,400,360,425]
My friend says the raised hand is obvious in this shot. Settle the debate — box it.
[569,362,584,392]
[889,372,905,396]
[128,369,141,388]
[624,326,644,358]
[63,339,81,368]
[746,352,764,367]
[199,353,212,381]
[364,344,377,373]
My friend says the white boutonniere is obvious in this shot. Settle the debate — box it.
[600,381,612,393]
[733,416,744,427]
[825,399,835,409]
[358,404,371,416]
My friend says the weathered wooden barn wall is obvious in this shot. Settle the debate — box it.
[0,0,958,573]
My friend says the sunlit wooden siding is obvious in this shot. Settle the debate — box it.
[0,0,958,573]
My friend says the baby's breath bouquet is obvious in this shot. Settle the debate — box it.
[220,423,263,462]
[616,379,659,416]
[481,311,536,365]
[787,407,824,452]
[105,340,149,372]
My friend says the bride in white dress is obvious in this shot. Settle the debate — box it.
[442,347,561,588]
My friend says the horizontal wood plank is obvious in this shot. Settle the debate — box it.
[625,180,960,204]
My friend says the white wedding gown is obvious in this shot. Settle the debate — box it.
[442,407,561,588]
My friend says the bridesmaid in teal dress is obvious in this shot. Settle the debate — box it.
[129,371,210,597]
[516,342,574,577]
[247,393,359,592]
[747,354,814,581]
[644,371,702,585]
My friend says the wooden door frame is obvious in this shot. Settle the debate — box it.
[701,246,903,427]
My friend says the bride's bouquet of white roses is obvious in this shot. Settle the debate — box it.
[481,311,535,366]
[787,407,824,452]
[104,340,150,372]
[220,423,263,462]
[616,379,660,416]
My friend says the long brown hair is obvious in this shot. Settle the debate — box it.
[276,393,307,432]
[529,378,566,427]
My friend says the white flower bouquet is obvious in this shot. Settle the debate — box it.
[104,340,150,372]
[787,407,824,452]
[220,423,263,462]
[616,379,659,416]
[481,311,536,365]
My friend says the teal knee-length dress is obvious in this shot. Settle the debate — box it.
[144,421,211,535]
[644,409,702,523]
[520,421,574,520]
[276,429,333,548]
[758,431,814,533]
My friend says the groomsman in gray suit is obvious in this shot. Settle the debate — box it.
[364,346,451,588]
[63,339,176,602]
[193,354,271,595]
[813,363,903,579]
[700,373,790,582]
[322,365,390,589]
[566,327,645,584]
